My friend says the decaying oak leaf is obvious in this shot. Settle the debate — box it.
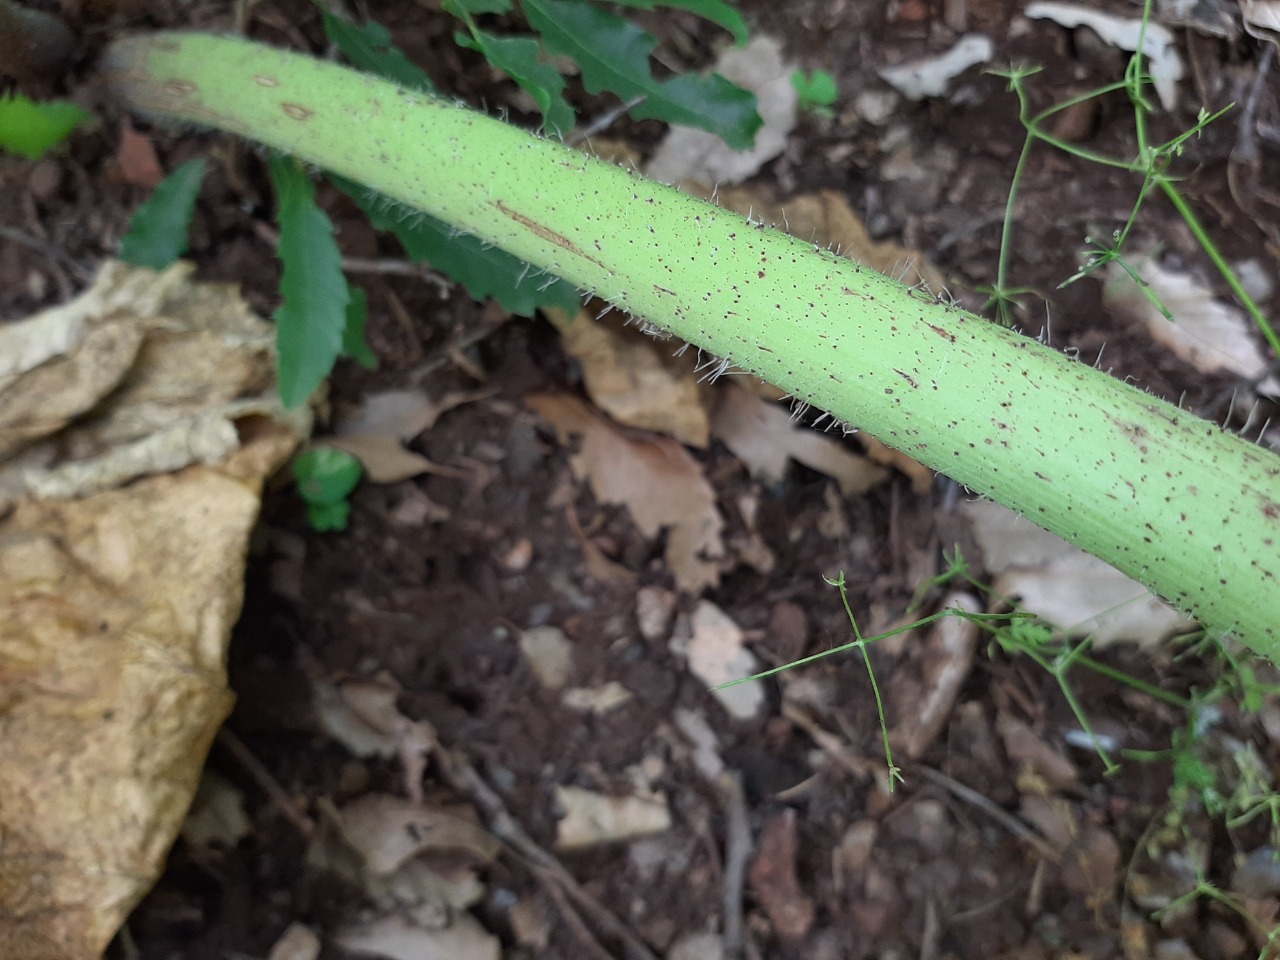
[711,383,888,497]
[546,306,712,448]
[527,393,725,592]
[0,260,304,959]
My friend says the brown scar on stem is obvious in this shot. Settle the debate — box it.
[254,75,279,87]
[494,200,607,270]
[653,284,676,296]
[163,80,197,97]
[894,368,918,388]
[282,103,313,120]
[925,321,956,343]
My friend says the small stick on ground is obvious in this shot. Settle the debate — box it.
[718,771,751,960]
[909,763,1059,862]
[436,748,660,960]
[216,728,315,838]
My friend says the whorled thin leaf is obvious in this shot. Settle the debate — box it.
[118,157,207,270]
[610,0,749,45]
[329,173,581,316]
[455,29,575,135]
[269,155,349,409]
[522,0,761,150]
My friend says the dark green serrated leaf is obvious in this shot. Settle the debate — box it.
[270,155,349,409]
[455,29,575,135]
[320,9,437,93]
[342,284,378,369]
[610,0,749,45]
[443,0,514,13]
[119,157,207,270]
[0,93,89,159]
[329,173,581,317]
[522,0,760,150]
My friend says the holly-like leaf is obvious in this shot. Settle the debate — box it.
[329,173,581,317]
[455,29,575,136]
[320,9,437,93]
[610,0,749,46]
[119,157,207,269]
[342,284,378,369]
[0,93,89,159]
[522,0,760,150]
[270,155,349,409]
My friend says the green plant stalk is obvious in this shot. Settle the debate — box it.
[101,33,1280,656]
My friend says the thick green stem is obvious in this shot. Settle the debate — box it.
[101,33,1280,657]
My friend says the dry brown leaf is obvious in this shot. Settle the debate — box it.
[331,388,491,483]
[0,260,295,505]
[996,713,1079,792]
[114,124,163,188]
[887,592,982,758]
[706,187,949,291]
[676,600,766,720]
[1102,252,1280,392]
[645,35,797,187]
[749,809,816,941]
[181,770,252,854]
[554,784,672,850]
[963,499,1187,647]
[858,434,934,494]
[333,913,500,960]
[0,422,297,960]
[337,794,500,876]
[711,383,888,497]
[527,393,725,592]
[546,306,711,447]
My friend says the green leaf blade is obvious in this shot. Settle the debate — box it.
[456,30,575,136]
[119,157,207,269]
[270,155,349,409]
[341,284,378,369]
[0,93,89,159]
[522,0,760,149]
[610,0,749,46]
[320,10,437,93]
[330,173,581,316]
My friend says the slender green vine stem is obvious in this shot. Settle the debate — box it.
[101,33,1280,658]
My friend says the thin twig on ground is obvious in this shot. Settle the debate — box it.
[718,771,751,960]
[436,748,660,960]
[909,763,1059,862]
[216,728,315,838]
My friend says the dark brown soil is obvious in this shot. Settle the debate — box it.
[3,1,1280,959]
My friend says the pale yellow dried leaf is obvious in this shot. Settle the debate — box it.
[0,423,296,960]
[337,794,500,876]
[333,913,500,960]
[554,784,672,850]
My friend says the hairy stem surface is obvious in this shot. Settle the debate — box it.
[102,33,1280,657]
